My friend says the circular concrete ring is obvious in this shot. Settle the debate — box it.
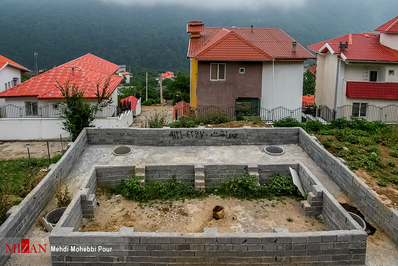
[348,212,366,230]
[45,207,67,226]
[112,146,132,156]
[264,146,285,156]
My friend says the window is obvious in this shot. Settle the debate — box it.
[389,70,395,76]
[369,71,377,82]
[12,77,18,87]
[210,63,226,81]
[239,67,246,74]
[4,83,7,90]
[25,101,38,116]
[352,103,367,117]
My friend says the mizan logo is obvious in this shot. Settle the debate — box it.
[6,239,47,253]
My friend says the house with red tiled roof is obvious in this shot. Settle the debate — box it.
[0,55,29,105]
[187,21,314,114]
[308,16,398,119]
[0,53,121,117]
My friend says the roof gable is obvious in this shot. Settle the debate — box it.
[0,55,29,72]
[308,33,398,62]
[187,24,314,61]
[0,53,121,99]
[195,30,273,61]
[375,16,398,33]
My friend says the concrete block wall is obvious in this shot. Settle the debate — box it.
[0,129,89,266]
[145,165,195,185]
[299,128,398,245]
[49,227,367,266]
[96,166,135,188]
[86,127,299,146]
[204,165,248,187]
[258,164,298,185]
[49,162,367,265]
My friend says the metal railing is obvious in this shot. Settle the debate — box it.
[0,104,119,119]
[173,104,398,123]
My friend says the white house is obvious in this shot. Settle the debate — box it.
[0,55,29,106]
[308,16,398,121]
[187,21,314,120]
[0,54,134,140]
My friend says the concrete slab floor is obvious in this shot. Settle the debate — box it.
[5,144,398,265]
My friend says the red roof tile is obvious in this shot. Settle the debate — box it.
[0,53,121,99]
[375,16,398,33]
[302,95,315,107]
[0,55,29,72]
[346,81,398,100]
[160,71,174,79]
[188,25,314,61]
[308,33,398,62]
[120,96,139,111]
[308,65,316,74]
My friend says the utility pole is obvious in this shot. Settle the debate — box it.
[159,74,163,104]
[145,72,148,101]
[34,52,38,77]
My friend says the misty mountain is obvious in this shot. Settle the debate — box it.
[0,0,397,73]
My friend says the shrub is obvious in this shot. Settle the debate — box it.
[266,174,302,198]
[273,117,301,127]
[145,112,168,128]
[302,120,326,133]
[55,186,71,207]
[216,174,259,200]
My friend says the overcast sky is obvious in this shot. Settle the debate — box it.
[99,0,307,10]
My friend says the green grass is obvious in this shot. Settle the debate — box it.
[0,154,63,225]
[274,116,398,187]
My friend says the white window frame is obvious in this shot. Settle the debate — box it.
[25,101,38,116]
[210,63,226,81]
[352,102,367,117]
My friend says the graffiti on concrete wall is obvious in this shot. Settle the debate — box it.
[169,130,238,140]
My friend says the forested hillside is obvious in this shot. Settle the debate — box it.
[0,0,397,73]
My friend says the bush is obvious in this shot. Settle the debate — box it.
[273,117,301,127]
[142,99,155,106]
[215,174,259,200]
[145,112,168,128]
[302,120,325,133]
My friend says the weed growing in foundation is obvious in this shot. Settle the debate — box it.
[55,185,71,207]
[115,173,304,203]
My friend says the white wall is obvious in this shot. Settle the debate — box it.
[261,61,303,110]
[0,111,133,140]
[380,33,398,51]
[0,65,22,106]
[134,98,141,116]
[314,53,338,109]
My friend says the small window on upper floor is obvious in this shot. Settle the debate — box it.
[4,83,7,90]
[369,71,378,82]
[389,70,395,76]
[210,63,226,81]
[239,67,245,74]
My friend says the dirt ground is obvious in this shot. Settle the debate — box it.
[131,104,173,128]
[0,141,66,160]
[81,190,328,233]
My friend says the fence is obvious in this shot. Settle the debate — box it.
[0,104,119,119]
[174,104,398,123]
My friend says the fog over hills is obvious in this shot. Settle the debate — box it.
[0,0,396,72]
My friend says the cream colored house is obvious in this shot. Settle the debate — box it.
[308,16,398,121]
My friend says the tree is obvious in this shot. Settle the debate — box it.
[165,72,190,105]
[57,76,113,141]
[303,69,315,96]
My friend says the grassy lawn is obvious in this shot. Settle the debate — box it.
[0,154,62,225]
[275,117,398,190]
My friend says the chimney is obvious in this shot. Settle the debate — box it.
[339,41,348,51]
[292,41,297,53]
[251,25,253,33]
[187,21,204,38]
